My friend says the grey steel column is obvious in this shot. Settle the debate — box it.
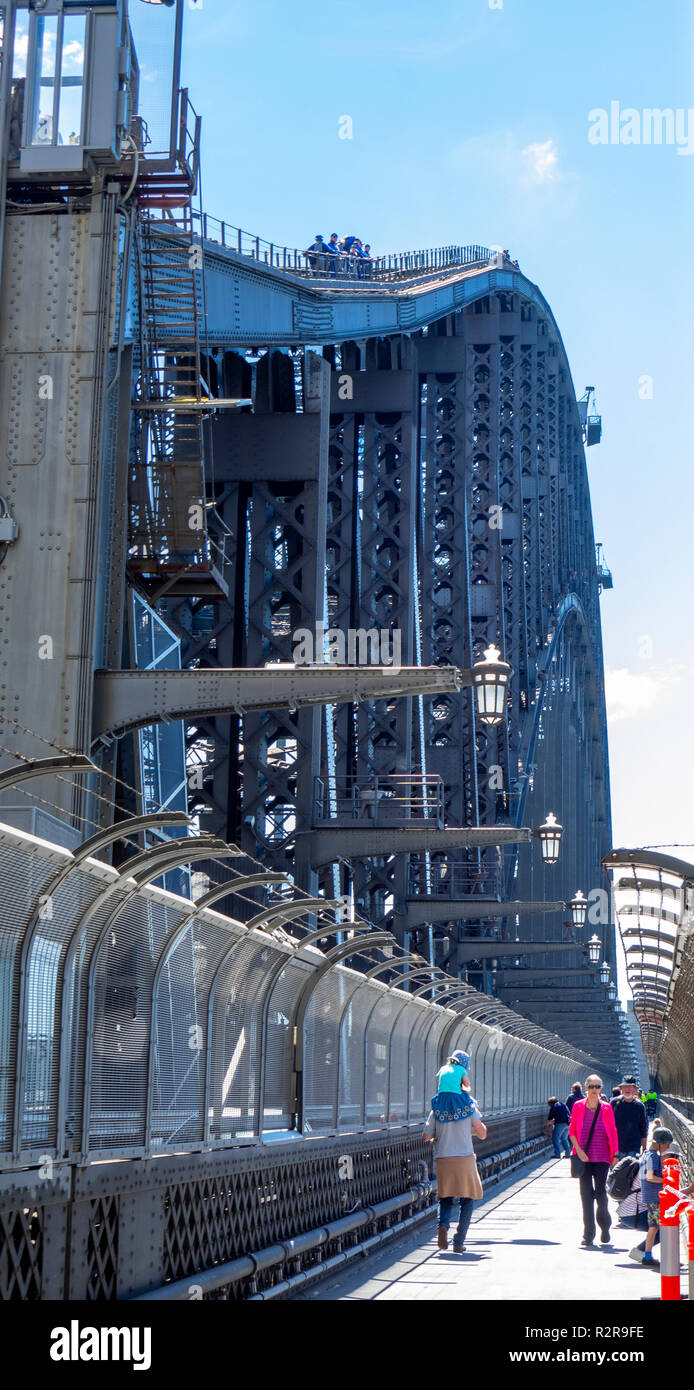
[0,184,121,823]
[0,1,16,313]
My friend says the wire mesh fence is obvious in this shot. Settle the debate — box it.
[0,816,600,1168]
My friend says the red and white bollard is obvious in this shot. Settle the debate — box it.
[659,1154,681,1302]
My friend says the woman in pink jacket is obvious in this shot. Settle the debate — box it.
[568,1072,619,1247]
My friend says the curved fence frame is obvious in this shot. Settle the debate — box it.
[0,819,606,1169]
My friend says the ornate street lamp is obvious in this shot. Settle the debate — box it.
[568,890,588,930]
[600,960,610,986]
[608,982,617,1001]
[538,812,563,865]
[587,933,601,965]
[472,645,511,726]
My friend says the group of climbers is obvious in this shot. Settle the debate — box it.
[306,233,374,278]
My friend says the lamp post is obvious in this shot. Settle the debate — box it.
[587,933,601,965]
[568,890,588,930]
[600,961,610,987]
[472,645,511,726]
[538,812,563,866]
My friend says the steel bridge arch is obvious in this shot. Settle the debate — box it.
[125,226,616,1066]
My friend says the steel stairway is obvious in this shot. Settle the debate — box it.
[128,191,227,600]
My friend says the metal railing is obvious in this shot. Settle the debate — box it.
[190,212,493,286]
[407,858,503,900]
[313,773,445,827]
[177,88,201,189]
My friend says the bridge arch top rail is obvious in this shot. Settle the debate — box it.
[188,211,493,285]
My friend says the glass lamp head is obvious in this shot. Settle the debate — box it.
[472,645,511,727]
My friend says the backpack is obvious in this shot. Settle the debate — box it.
[606,1154,639,1201]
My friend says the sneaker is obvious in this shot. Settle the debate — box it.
[600,1231,611,1245]
[437,1226,448,1251]
[452,1241,466,1254]
[581,1238,595,1247]
[628,1247,644,1264]
[642,1256,660,1269]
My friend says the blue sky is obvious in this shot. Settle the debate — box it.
[133,0,694,892]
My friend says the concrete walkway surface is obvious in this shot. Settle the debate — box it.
[292,1156,680,1302]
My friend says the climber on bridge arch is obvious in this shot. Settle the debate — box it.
[306,235,327,273]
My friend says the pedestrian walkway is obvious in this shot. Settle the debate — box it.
[293,1157,673,1301]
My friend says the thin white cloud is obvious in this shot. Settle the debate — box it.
[605,664,691,723]
[447,130,573,192]
[605,668,662,722]
[384,36,469,62]
[521,139,559,183]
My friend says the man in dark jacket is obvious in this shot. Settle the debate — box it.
[566,1082,584,1112]
[306,235,328,274]
[611,1076,648,1158]
[547,1096,572,1157]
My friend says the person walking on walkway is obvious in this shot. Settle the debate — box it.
[547,1095,572,1158]
[568,1072,618,1247]
[626,1133,663,1264]
[611,1076,648,1159]
[566,1081,584,1113]
[618,1160,652,1239]
[645,1090,658,1119]
[423,1050,487,1253]
[634,1126,676,1268]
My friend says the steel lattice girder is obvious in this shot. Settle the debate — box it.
[146,285,615,1072]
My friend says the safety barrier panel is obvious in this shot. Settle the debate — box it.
[659,1153,681,1301]
[0,1111,548,1300]
[658,1098,694,1300]
[0,818,601,1171]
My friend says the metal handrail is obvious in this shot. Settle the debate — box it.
[190,212,494,286]
[312,773,445,826]
[407,858,503,899]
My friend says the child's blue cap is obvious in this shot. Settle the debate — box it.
[449,1050,470,1070]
